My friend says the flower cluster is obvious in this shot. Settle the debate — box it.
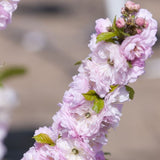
[0,0,20,30]
[0,87,18,160]
[22,1,157,160]
[0,1,20,159]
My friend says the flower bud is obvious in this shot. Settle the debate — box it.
[125,1,140,12]
[121,7,125,14]
[116,17,125,28]
[135,17,145,26]
[133,4,140,11]
[136,28,142,34]
[125,1,135,10]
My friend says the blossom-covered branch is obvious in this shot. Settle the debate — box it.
[0,1,21,159]
[22,1,157,160]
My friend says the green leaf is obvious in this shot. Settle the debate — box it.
[83,90,104,114]
[112,16,130,38]
[0,66,26,82]
[33,133,55,146]
[82,90,98,101]
[112,16,121,37]
[109,85,119,93]
[74,61,82,65]
[125,85,135,100]
[104,152,111,160]
[112,16,117,32]
[92,98,104,114]
[96,32,116,43]
[104,152,111,156]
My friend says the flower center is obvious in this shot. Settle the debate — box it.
[72,148,79,155]
[107,58,114,66]
[85,112,91,118]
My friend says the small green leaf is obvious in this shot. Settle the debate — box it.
[0,66,26,82]
[125,85,135,100]
[96,32,116,43]
[83,90,104,114]
[127,60,133,68]
[112,16,130,38]
[104,152,111,160]
[92,98,104,113]
[112,16,117,32]
[109,85,119,93]
[74,61,82,65]
[112,16,121,37]
[104,152,111,156]
[33,133,55,146]
[82,90,98,101]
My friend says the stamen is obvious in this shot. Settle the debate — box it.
[72,148,79,155]
[85,112,91,118]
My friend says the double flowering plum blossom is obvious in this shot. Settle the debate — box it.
[120,9,157,83]
[95,18,112,35]
[0,0,20,30]
[0,87,18,159]
[22,1,157,159]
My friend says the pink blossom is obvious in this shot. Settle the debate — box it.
[56,101,104,137]
[120,33,153,61]
[0,0,20,30]
[116,17,125,28]
[95,18,112,34]
[0,87,18,109]
[105,86,129,104]
[0,142,6,160]
[125,1,140,11]
[34,126,58,142]
[21,147,38,160]
[103,103,122,129]
[135,17,145,26]
[0,4,11,30]
[126,59,145,83]
[120,35,149,82]
[21,2,157,160]
[88,131,108,152]
[136,9,157,47]
[62,88,86,108]
[55,138,95,160]
[34,144,60,160]
[69,73,90,93]
[136,28,142,34]
[0,124,8,141]
[95,151,106,160]
[84,43,128,97]
[0,87,18,160]
[88,33,98,52]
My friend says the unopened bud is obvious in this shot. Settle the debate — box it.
[116,18,125,28]
[125,1,140,12]
[133,4,140,11]
[135,17,145,26]
[121,7,125,14]
[136,28,142,34]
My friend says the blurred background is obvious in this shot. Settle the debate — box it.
[1,0,160,159]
